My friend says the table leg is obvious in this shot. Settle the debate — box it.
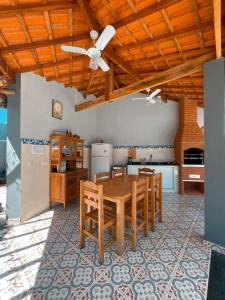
[116,201,125,256]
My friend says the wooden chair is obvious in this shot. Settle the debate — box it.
[80,180,115,264]
[149,173,163,231]
[112,168,125,179]
[94,171,111,184]
[139,167,155,176]
[125,177,148,251]
[139,170,163,231]
[94,171,115,213]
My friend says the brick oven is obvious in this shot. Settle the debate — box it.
[174,98,204,194]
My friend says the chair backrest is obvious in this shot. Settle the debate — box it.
[112,168,125,179]
[80,180,103,213]
[132,177,148,206]
[151,173,162,198]
[94,171,111,184]
[139,167,155,176]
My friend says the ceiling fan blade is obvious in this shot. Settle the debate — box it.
[95,25,116,51]
[97,57,109,72]
[150,88,161,98]
[90,58,99,71]
[61,45,87,55]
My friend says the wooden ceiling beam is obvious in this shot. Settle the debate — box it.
[76,0,100,30]
[0,1,77,17]
[105,72,110,101]
[47,68,104,82]
[0,33,89,54]
[0,88,15,95]
[85,70,95,96]
[213,0,222,58]
[159,84,202,89]
[19,55,85,73]
[0,22,216,56]
[75,52,215,111]
[125,47,214,64]
[117,21,213,52]
[113,0,181,29]
[191,0,205,49]
[0,56,16,82]
[161,90,203,97]
[109,62,115,92]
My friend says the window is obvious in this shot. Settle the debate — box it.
[0,108,7,125]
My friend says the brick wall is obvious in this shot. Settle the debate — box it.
[174,99,204,193]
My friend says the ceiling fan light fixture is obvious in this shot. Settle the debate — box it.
[90,30,98,40]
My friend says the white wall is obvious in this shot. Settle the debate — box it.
[96,95,178,164]
[197,107,204,128]
[21,73,97,143]
[96,95,204,165]
[96,94,178,146]
[20,73,97,221]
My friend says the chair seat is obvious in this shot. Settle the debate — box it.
[86,209,115,226]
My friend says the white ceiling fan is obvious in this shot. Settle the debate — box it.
[61,25,116,72]
[132,88,162,105]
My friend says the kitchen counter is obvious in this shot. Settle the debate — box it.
[127,163,178,193]
[128,161,176,166]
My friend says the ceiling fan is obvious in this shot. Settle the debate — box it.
[61,25,116,72]
[132,88,162,105]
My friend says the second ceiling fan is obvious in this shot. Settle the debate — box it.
[132,88,162,105]
[61,25,116,72]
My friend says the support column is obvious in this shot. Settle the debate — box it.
[204,58,225,247]
[6,74,22,219]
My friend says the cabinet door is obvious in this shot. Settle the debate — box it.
[152,166,174,190]
[51,137,60,159]
[66,174,77,200]
[50,173,65,201]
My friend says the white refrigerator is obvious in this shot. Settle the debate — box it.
[91,143,113,180]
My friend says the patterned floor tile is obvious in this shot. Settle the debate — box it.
[1,188,225,299]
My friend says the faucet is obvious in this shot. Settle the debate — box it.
[149,154,153,161]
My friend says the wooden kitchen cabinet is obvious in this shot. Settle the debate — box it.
[49,135,87,210]
[50,169,88,210]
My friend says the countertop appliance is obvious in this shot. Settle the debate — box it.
[91,143,113,180]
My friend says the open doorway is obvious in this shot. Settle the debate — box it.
[0,107,7,225]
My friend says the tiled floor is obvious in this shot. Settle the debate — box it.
[0,189,225,299]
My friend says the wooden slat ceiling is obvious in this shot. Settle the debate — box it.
[0,0,224,109]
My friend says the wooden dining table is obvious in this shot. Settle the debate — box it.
[102,175,140,256]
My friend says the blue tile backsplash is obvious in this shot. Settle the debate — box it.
[21,138,50,145]
[113,145,173,149]
[21,138,173,149]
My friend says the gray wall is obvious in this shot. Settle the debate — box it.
[96,95,179,145]
[204,57,225,247]
[6,74,22,218]
[0,123,7,177]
